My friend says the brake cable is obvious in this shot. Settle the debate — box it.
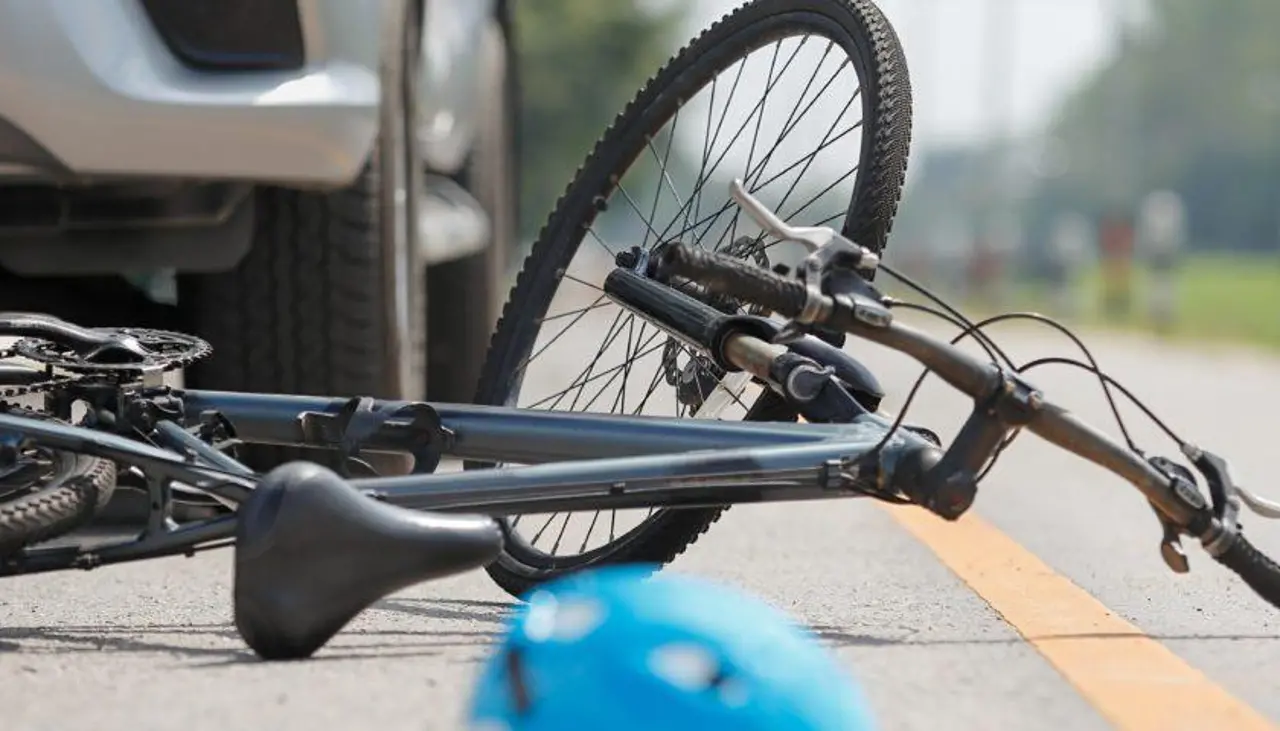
[858,260,1155,495]
[854,260,1280,532]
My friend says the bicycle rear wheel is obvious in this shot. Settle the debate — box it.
[475,0,912,597]
[0,409,118,557]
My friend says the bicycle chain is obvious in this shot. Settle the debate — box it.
[0,349,81,401]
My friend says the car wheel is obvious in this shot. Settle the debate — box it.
[424,15,516,403]
[175,1,426,474]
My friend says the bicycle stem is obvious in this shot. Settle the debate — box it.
[831,312,1213,533]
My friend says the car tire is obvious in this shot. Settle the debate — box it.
[175,3,426,474]
[424,16,516,403]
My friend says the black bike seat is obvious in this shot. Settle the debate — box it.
[233,461,504,660]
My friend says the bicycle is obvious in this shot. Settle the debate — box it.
[0,0,1276,662]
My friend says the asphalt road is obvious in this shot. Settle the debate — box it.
[2,322,1280,731]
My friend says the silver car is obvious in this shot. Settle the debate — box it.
[0,0,516,469]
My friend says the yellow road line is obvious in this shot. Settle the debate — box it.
[882,505,1277,731]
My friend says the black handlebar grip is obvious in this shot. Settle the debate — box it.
[1214,532,1280,609]
[659,244,809,318]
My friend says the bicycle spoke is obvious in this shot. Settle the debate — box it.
[511,297,614,381]
[730,40,785,252]
[657,81,861,253]
[632,351,671,415]
[531,308,628,410]
[561,311,633,412]
[645,111,685,237]
[746,58,853,188]
[610,317,640,414]
[538,296,610,325]
[650,38,812,247]
[530,334,666,411]
[716,49,849,220]
[579,330,667,412]
[616,182,669,247]
[549,513,572,556]
[783,163,860,222]
[749,119,862,196]
[578,510,602,554]
[690,57,751,229]
[585,226,618,259]
[530,514,559,545]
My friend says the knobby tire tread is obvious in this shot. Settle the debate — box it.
[179,169,390,471]
[0,449,117,557]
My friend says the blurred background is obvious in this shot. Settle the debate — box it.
[513,0,1280,351]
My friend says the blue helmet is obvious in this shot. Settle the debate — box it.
[467,565,877,730]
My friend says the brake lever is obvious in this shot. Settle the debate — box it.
[1237,487,1280,519]
[728,179,888,344]
[1181,443,1280,528]
[1143,443,1280,572]
[1192,444,1280,520]
[729,178,880,277]
[1181,444,1267,518]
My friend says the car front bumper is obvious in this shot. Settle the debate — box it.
[0,0,389,188]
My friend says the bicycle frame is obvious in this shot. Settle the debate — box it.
[187,390,932,512]
[0,389,937,577]
[0,258,934,578]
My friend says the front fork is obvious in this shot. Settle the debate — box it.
[601,260,884,424]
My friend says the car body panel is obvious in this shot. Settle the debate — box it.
[0,0,494,189]
[417,0,497,174]
[0,0,507,276]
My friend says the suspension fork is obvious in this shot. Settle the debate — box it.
[600,264,880,423]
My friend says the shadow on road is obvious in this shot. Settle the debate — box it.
[7,599,1272,670]
[0,598,519,667]
[375,597,514,624]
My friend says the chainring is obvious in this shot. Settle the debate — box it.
[13,327,211,376]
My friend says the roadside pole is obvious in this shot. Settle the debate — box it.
[1048,212,1094,319]
[1098,212,1135,320]
[1137,190,1186,335]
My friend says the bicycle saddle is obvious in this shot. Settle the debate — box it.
[233,461,504,660]
[0,311,149,362]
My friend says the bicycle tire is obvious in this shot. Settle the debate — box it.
[475,0,912,597]
[0,411,118,557]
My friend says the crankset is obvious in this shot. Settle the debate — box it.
[0,313,212,399]
[14,327,210,376]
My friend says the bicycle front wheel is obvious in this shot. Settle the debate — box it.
[475,0,913,598]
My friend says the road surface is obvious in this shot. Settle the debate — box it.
[1,324,1279,731]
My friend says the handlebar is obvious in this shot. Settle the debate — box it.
[659,240,1280,611]
[1217,533,1280,608]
